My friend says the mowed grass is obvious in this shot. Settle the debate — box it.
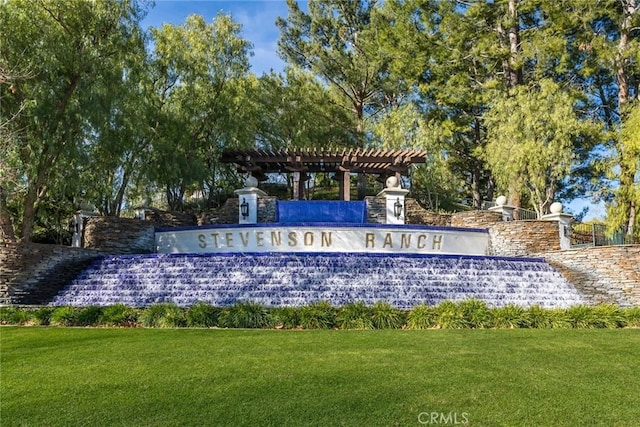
[1,328,639,426]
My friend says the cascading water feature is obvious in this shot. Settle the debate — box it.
[51,252,584,308]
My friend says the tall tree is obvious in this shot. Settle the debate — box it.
[255,68,356,150]
[0,0,146,240]
[147,13,253,210]
[543,0,639,235]
[482,79,599,217]
[277,0,398,198]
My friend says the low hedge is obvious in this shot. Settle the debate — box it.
[1,301,639,330]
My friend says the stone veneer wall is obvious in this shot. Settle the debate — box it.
[143,209,197,227]
[450,210,503,228]
[215,197,277,224]
[405,199,452,226]
[83,217,157,254]
[365,197,385,224]
[365,197,452,226]
[489,221,561,257]
[540,246,640,307]
[258,196,277,223]
[0,242,102,305]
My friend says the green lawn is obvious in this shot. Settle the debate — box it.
[1,328,639,426]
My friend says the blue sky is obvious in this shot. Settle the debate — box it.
[143,0,301,75]
[142,1,603,220]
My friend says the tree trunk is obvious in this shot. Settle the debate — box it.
[617,0,637,238]
[497,0,523,90]
[0,185,16,242]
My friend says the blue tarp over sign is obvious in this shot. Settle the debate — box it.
[277,201,366,224]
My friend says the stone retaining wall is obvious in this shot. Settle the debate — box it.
[258,196,277,223]
[0,242,102,305]
[406,199,452,226]
[450,210,502,228]
[83,217,157,254]
[490,221,561,257]
[540,246,640,307]
[365,197,386,224]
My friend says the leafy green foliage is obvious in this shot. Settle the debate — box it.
[482,79,600,216]
[268,306,301,329]
[32,307,54,326]
[458,298,493,329]
[51,307,79,327]
[407,304,436,330]
[76,306,104,326]
[299,301,337,329]
[0,0,147,239]
[624,306,640,328]
[186,302,220,328]
[139,303,186,328]
[100,304,139,327]
[491,305,530,329]
[434,301,468,329]
[526,305,554,329]
[370,301,405,329]
[566,305,601,329]
[591,304,626,328]
[218,302,270,329]
[0,307,32,325]
[336,302,373,330]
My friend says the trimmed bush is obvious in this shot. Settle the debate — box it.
[299,301,337,329]
[371,301,405,329]
[100,304,139,327]
[458,299,492,329]
[547,308,572,329]
[0,307,32,325]
[268,306,300,329]
[434,301,467,329]
[526,305,554,329]
[186,302,220,328]
[407,304,436,329]
[624,307,640,328]
[336,302,373,330]
[218,302,270,329]
[51,306,78,326]
[32,307,55,326]
[76,306,104,326]
[592,304,626,328]
[566,305,600,329]
[140,303,186,328]
[492,305,530,329]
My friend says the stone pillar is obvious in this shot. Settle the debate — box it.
[234,176,267,224]
[488,195,515,221]
[542,202,573,250]
[71,211,83,248]
[376,176,409,224]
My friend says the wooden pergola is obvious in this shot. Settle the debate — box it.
[221,148,429,201]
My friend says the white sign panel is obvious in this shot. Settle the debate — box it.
[156,225,489,256]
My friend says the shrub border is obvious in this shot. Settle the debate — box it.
[1,301,639,329]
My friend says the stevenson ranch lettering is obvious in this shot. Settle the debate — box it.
[156,225,489,256]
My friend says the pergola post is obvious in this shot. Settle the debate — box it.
[339,171,351,201]
[293,171,301,201]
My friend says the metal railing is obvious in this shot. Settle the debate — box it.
[482,201,540,220]
[571,223,637,247]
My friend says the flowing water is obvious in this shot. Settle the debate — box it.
[51,253,584,308]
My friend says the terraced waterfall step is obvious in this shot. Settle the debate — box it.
[51,253,585,309]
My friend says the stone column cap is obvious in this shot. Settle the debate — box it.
[235,187,267,197]
[376,188,410,198]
